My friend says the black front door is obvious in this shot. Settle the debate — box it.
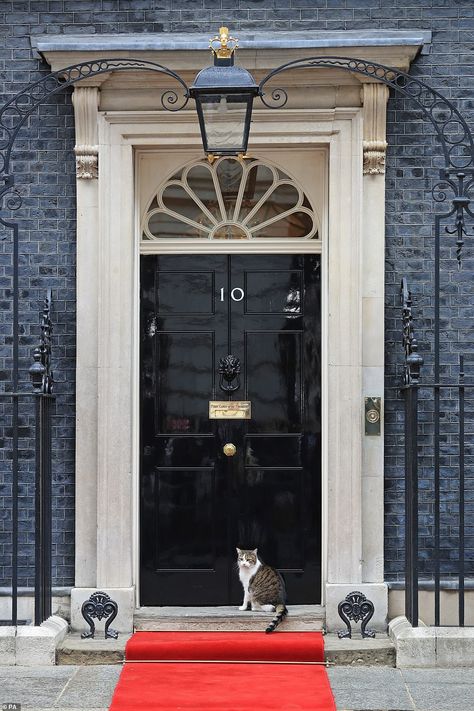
[140,254,321,605]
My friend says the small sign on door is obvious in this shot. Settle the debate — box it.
[209,401,251,419]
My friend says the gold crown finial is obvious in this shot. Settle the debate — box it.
[209,26,239,59]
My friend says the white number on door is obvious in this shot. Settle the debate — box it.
[219,287,245,302]
[231,288,244,302]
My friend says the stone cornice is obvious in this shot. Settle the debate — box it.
[31,29,431,54]
[32,30,430,81]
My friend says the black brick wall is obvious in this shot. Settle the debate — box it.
[0,0,473,590]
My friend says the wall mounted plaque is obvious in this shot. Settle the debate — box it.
[209,401,251,419]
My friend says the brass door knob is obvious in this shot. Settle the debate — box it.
[223,443,237,457]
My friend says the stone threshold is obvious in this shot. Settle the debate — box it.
[57,631,395,667]
[134,605,325,632]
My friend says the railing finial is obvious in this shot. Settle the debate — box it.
[401,278,424,386]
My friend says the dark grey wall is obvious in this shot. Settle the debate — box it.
[0,0,473,589]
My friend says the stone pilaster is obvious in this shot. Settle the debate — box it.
[362,83,389,175]
[72,86,99,179]
[361,82,388,591]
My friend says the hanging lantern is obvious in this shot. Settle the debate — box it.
[190,27,259,157]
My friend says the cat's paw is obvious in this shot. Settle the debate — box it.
[238,605,248,611]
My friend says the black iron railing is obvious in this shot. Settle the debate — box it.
[401,279,473,627]
[0,291,54,627]
[401,278,423,626]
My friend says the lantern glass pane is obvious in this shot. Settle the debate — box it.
[200,93,249,152]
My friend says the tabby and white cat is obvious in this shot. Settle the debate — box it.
[236,548,288,633]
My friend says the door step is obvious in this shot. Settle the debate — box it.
[56,632,395,666]
[134,605,325,632]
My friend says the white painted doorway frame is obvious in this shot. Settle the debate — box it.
[70,106,388,633]
[136,142,327,608]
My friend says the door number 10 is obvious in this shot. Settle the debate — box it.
[220,287,245,302]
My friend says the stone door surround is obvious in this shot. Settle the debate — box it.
[35,32,428,632]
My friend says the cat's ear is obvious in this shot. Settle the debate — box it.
[252,548,258,555]
[236,547,242,554]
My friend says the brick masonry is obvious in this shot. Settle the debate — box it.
[0,0,473,591]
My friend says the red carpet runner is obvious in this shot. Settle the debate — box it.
[109,632,336,710]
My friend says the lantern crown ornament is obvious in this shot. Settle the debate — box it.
[209,26,239,60]
[190,25,259,157]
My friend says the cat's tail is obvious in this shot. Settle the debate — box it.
[265,604,288,633]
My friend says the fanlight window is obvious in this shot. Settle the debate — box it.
[142,157,318,241]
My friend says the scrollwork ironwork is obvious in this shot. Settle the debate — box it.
[258,56,474,265]
[219,354,241,393]
[161,89,189,112]
[2,188,22,211]
[258,56,474,172]
[432,171,474,267]
[0,58,190,210]
[81,591,119,640]
[259,87,288,109]
[337,590,376,639]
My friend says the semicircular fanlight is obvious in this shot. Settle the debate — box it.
[142,157,319,241]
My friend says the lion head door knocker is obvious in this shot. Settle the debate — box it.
[219,354,241,393]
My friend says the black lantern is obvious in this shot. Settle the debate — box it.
[190,27,259,157]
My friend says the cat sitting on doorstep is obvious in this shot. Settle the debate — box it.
[236,548,288,633]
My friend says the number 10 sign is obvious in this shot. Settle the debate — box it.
[220,287,244,302]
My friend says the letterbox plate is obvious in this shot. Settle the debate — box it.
[209,401,251,419]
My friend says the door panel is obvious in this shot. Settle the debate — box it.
[245,331,303,430]
[155,331,215,433]
[140,254,321,605]
[154,468,216,569]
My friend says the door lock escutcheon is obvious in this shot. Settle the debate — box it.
[223,443,237,457]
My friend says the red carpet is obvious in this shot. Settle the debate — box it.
[109,632,336,710]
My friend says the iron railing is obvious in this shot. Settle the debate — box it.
[401,279,473,627]
[0,290,54,626]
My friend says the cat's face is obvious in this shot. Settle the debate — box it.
[236,548,258,568]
